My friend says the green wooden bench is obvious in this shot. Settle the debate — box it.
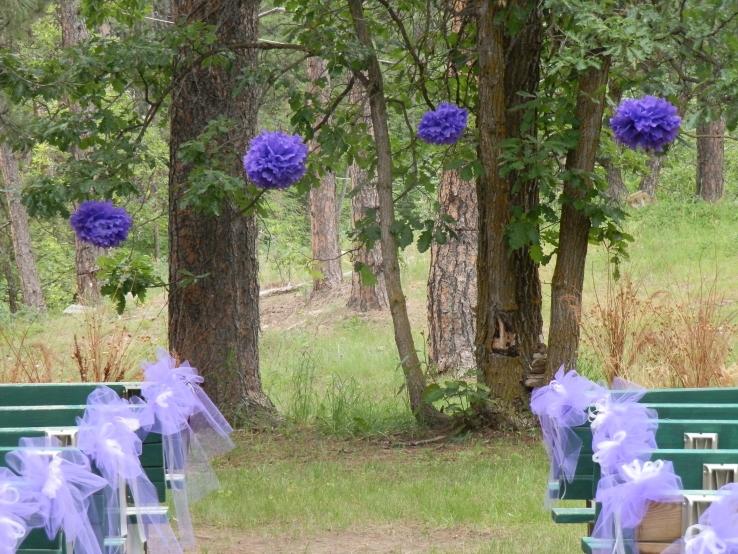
[0,383,166,554]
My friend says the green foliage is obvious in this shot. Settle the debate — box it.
[422,380,492,428]
[98,250,161,314]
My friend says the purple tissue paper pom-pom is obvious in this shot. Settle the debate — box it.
[243,131,308,189]
[417,102,468,145]
[70,200,132,248]
[610,95,681,152]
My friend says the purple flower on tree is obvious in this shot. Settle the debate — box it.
[70,200,132,248]
[609,96,681,152]
[417,102,468,145]
[243,131,308,189]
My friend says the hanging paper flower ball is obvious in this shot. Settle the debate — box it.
[609,96,681,152]
[417,102,468,145]
[243,131,308,189]
[70,200,132,248]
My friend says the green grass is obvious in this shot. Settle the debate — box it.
[195,432,582,553]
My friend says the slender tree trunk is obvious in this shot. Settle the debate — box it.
[696,117,725,202]
[427,170,477,374]
[348,0,444,425]
[0,204,20,314]
[169,0,273,421]
[347,87,388,311]
[639,154,663,198]
[0,144,45,311]
[476,0,544,406]
[547,58,610,375]
[307,58,342,294]
[58,0,101,303]
[600,157,627,202]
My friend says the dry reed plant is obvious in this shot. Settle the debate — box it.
[0,326,57,383]
[72,307,136,382]
[582,273,737,388]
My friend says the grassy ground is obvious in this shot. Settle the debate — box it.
[1,199,736,552]
[195,432,581,553]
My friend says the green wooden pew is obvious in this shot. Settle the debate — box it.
[0,383,166,553]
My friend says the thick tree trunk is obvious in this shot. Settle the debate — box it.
[58,0,101,303]
[308,58,342,294]
[696,118,725,202]
[427,170,477,374]
[348,0,443,425]
[426,0,478,375]
[169,0,273,422]
[347,89,388,311]
[639,154,663,198]
[0,144,45,311]
[547,58,610,375]
[476,0,544,407]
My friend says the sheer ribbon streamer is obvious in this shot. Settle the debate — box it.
[141,349,234,548]
[77,386,182,554]
[594,459,683,554]
[6,437,108,554]
[531,367,606,490]
[678,484,738,554]
[0,467,44,554]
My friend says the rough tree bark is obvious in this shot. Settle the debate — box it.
[0,203,20,313]
[0,143,45,310]
[307,58,343,294]
[58,0,100,303]
[601,157,628,202]
[427,170,478,374]
[639,154,663,198]
[426,0,478,375]
[696,117,725,202]
[476,0,545,406]
[547,58,611,375]
[347,87,388,311]
[169,0,273,421]
[348,0,444,425]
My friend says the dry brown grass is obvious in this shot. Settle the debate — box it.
[72,307,136,382]
[0,326,58,383]
[582,273,737,388]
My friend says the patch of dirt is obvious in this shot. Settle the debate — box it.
[196,524,503,553]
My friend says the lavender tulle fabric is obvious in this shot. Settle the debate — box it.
[77,386,182,554]
[593,459,683,554]
[531,367,607,487]
[5,437,109,554]
[0,467,44,554]
[141,349,234,548]
[673,483,738,554]
[590,382,658,476]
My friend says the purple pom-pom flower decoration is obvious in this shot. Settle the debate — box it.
[243,131,308,189]
[609,95,681,152]
[69,200,133,248]
[417,102,468,145]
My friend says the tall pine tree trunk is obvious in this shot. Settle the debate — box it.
[426,0,477,374]
[639,154,663,198]
[476,0,544,407]
[427,170,477,373]
[696,117,725,202]
[347,87,387,311]
[0,144,45,311]
[547,58,610,375]
[58,0,100,303]
[308,58,342,294]
[348,0,445,425]
[169,0,272,421]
